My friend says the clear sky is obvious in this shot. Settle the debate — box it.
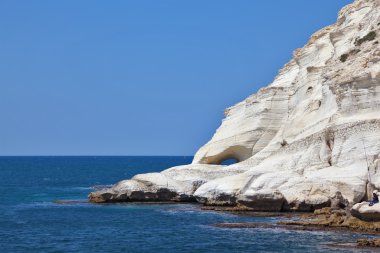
[0,0,352,156]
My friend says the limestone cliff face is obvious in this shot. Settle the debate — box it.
[90,0,380,211]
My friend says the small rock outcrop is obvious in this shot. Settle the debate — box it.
[89,164,246,203]
[90,0,380,211]
[237,190,285,212]
[357,239,380,247]
[351,202,380,221]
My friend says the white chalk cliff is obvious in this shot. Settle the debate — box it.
[90,0,380,211]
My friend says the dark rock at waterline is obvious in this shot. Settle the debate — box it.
[212,222,354,233]
[357,238,380,247]
[195,193,237,207]
[88,188,196,203]
[237,191,285,211]
[212,207,380,235]
[279,207,380,234]
[282,199,331,212]
[330,239,380,249]
[351,202,380,222]
[200,205,305,217]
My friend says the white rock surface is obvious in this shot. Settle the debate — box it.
[351,202,380,221]
[90,0,380,211]
[89,164,248,202]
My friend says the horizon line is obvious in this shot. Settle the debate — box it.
[0,155,194,157]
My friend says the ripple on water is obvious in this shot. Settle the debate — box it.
[1,157,380,253]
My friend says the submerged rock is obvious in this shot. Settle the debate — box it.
[90,0,380,210]
[357,239,380,247]
[213,206,380,234]
[279,207,380,233]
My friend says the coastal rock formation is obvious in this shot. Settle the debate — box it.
[213,207,380,235]
[89,164,247,203]
[351,202,380,221]
[357,239,380,247]
[90,0,380,211]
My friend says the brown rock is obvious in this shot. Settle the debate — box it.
[357,239,380,247]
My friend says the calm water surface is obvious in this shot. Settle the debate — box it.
[0,156,377,252]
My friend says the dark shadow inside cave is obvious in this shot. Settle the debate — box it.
[220,158,239,165]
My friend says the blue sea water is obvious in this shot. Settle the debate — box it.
[0,156,378,253]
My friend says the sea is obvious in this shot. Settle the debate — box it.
[0,156,378,253]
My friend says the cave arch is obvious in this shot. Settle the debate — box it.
[220,158,239,165]
[199,145,252,165]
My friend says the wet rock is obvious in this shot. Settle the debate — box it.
[279,207,380,233]
[313,207,333,215]
[357,238,380,247]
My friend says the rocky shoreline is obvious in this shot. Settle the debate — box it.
[87,197,380,237]
[60,198,380,248]
[207,206,380,232]
[209,206,380,248]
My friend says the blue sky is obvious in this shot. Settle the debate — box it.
[0,0,352,156]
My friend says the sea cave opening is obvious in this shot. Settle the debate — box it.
[220,158,239,165]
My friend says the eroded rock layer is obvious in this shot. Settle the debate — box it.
[90,0,380,211]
